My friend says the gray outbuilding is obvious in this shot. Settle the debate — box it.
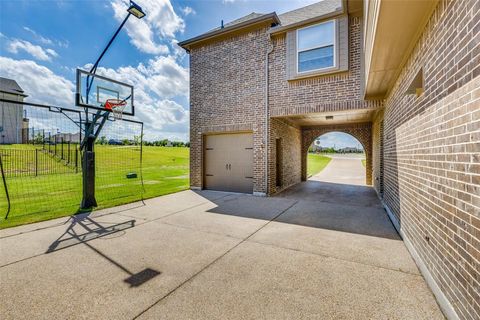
[0,77,28,144]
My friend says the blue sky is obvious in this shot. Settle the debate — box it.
[314,132,364,150]
[0,0,356,146]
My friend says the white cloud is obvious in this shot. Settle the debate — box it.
[90,55,188,99]
[45,48,59,58]
[0,57,74,108]
[89,55,189,140]
[7,39,58,61]
[23,27,52,45]
[110,0,185,55]
[181,6,195,16]
[0,56,189,141]
[23,26,69,48]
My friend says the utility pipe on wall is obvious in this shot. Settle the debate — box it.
[264,34,274,196]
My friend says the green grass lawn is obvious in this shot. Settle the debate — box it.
[307,153,331,177]
[0,146,189,229]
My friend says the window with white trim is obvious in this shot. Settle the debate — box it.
[297,20,336,73]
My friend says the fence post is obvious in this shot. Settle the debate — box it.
[75,148,78,173]
[68,141,71,164]
[0,154,11,219]
[61,137,64,160]
[35,149,38,177]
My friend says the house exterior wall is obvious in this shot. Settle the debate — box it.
[268,16,380,118]
[189,15,379,194]
[0,92,24,144]
[380,0,480,318]
[285,15,349,80]
[189,26,270,194]
[266,16,377,189]
[372,109,384,197]
[301,122,372,184]
[268,118,302,194]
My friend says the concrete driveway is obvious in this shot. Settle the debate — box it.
[0,158,444,319]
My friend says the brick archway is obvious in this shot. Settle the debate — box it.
[301,122,372,185]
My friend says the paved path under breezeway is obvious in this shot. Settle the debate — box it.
[0,158,444,319]
[312,154,366,185]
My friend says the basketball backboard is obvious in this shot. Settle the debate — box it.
[75,69,134,116]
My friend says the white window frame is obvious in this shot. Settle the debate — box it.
[296,19,337,74]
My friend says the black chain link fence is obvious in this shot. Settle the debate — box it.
[0,99,143,228]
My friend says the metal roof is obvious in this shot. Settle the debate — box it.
[0,77,28,97]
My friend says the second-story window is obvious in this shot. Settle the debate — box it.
[297,20,336,73]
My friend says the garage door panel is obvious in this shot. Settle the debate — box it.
[204,136,229,191]
[204,133,253,194]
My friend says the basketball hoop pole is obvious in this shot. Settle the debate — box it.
[86,1,146,98]
[80,1,145,209]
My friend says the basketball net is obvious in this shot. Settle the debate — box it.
[104,98,127,120]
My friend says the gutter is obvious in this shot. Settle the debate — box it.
[264,34,274,196]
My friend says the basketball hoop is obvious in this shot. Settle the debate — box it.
[105,98,127,120]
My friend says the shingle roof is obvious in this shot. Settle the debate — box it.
[0,77,27,96]
[178,0,344,50]
[178,12,279,49]
[207,12,266,32]
[224,12,266,28]
[209,0,342,33]
[275,0,343,29]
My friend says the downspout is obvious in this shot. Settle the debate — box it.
[264,34,274,196]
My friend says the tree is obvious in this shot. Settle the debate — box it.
[133,134,143,146]
[33,132,44,145]
[96,136,107,145]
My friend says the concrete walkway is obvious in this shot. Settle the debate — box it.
[0,160,444,319]
[312,154,366,185]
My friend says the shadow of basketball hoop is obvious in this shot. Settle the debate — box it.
[46,214,160,288]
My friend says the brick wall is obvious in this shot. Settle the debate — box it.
[190,15,381,195]
[372,109,384,197]
[265,16,378,192]
[301,122,372,185]
[268,16,380,117]
[382,0,480,318]
[189,26,270,193]
[268,118,302,194]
